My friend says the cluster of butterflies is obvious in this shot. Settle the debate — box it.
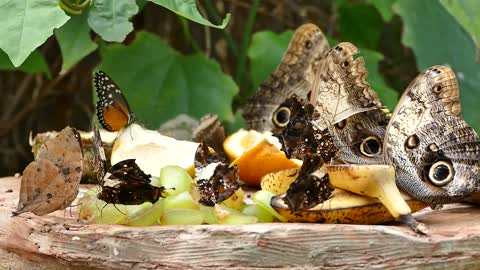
[243,23,480,211]
[93,71,239,208]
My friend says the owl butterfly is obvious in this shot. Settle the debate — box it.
[94,71,135,132]
[14,127,83,216]
[194,142,240,206]
[243,23,330,132]
[308,42,390,165]
[92,125,164,205]
[385,65,480,204]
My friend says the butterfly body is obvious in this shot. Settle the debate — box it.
[94,71,134,132]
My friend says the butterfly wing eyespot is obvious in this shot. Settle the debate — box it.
[94,71,133,131]
[427,160,455,186]
[359,136,382,157]
[273,107,291,128]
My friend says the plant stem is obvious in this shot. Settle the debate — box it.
[201,0,239,59]
[235,0,260,92]
[178,17,202,53]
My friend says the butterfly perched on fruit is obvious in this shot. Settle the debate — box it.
[92,125,164,205]
[94,71,135,132]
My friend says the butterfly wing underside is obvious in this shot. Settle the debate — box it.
[384,65,480,203]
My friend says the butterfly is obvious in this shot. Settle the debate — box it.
[194,142,240,206]
[271,42,390,165]
[92,125,164,205]
[384,65,480,204]
[94,71,135,132]
[243,23,330,132]
[14,127,83,216]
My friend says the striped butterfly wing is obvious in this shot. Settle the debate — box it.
[94,71,133,131]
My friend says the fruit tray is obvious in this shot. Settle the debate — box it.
[1,176,479,269]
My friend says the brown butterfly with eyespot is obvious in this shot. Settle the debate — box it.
[243,23,330,132]
[385,65,480,204]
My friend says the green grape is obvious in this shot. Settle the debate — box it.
[159,165,194,196]
[126,200,163,227]
[199,205,219,224]
[251,190,288,222]
[221,188,245,210]
[161,209,204,225]
[241,204,274,222]
[163,191,197,211]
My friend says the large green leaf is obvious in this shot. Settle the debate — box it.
[0,0,70,67]
[247,30,397,109]
[338,2,383,50]
[395,0,480,131]
[148,0,230,29]
[88,0,139,42]
[367,0,396,22]
[439,0,480,60]
[247,30,293,92]
[55,11,97,73]
[98,32,238,128]
[0,50,50,77]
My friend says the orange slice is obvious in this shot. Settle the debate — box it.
[224,129,300,186]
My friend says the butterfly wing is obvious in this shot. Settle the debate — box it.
[243,23,330,131]
[385,65,480,204]
[308,42,389,164]
[94,71,133,131]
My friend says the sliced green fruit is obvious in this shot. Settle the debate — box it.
[161,209,204,225]
[159,165,194,196]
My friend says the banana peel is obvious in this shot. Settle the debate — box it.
[271,188,427,225]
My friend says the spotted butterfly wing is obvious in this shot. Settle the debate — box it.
[243,23,330,132]
[384,65,480,204]
[94,71,134,131]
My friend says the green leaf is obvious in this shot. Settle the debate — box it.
[247,30,293,91]
[88,0,139,42]
[98,32,238,128]
[395,0,480,131]
[148,0,230,29]
[0,0,70,67]
[367,0,396,22]
[0,50,50,77]
[439,0,480,60]
[55,11,97,73]
[360,50,399,110]
[338,2,384,50]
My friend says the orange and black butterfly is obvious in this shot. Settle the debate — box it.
[94,71,135,132]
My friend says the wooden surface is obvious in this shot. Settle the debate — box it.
[1,176,480,270]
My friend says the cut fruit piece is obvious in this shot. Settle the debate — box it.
[214,204,258,224]
[241,204,274,222]
[126,200,163,227]
[78,189,128,225]
[111,124,198,177]
[230,138,300,186]
[199,205,219,224]
[221,188,245,210]
[163,191,197,210]
[251,190,287,222]
[271,188,428,224]
[159,165,194,196]
[161,209,204,225]
[260,168,300,194]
